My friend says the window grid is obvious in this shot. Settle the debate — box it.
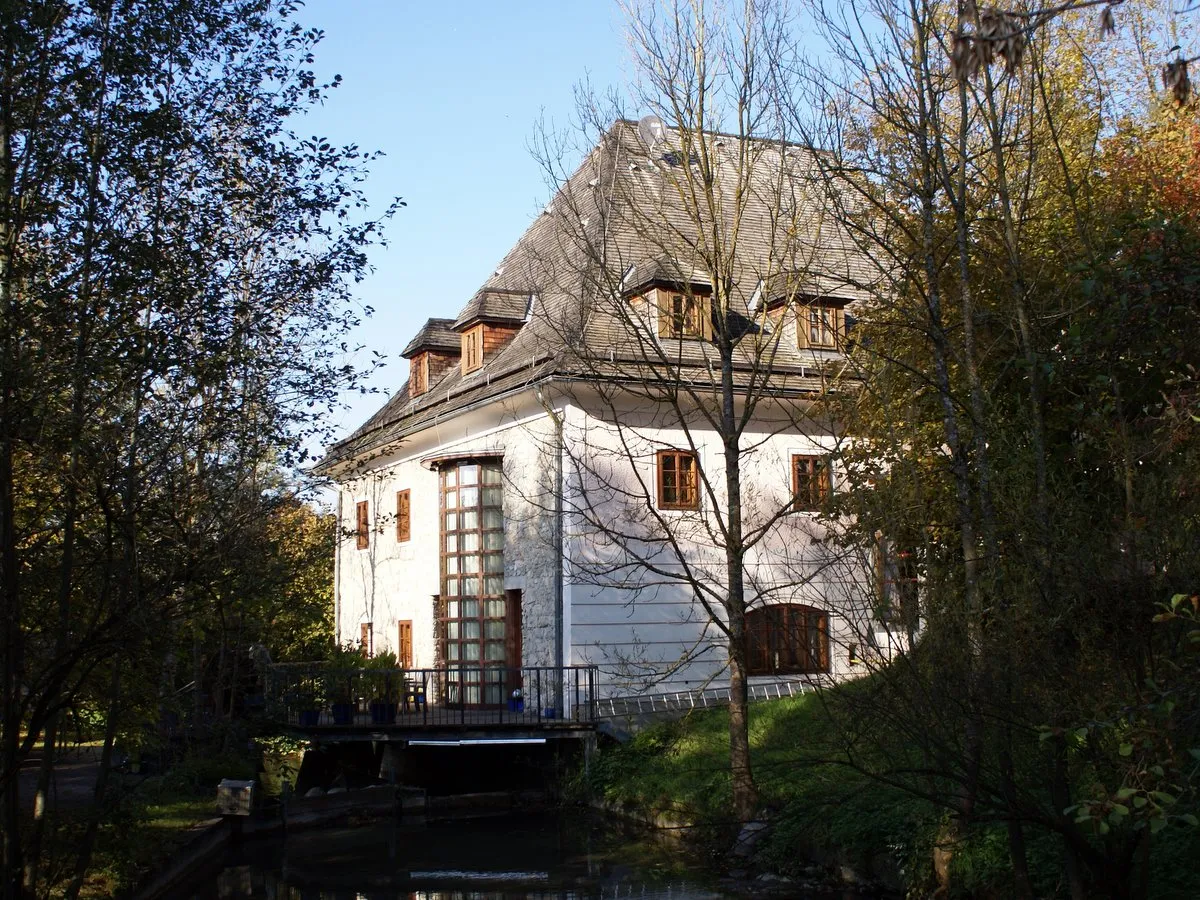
[657,449,699,510]
[792,454,830,511]
[798,304,841,349]
[746,604,829,675]
[440,461,505,704]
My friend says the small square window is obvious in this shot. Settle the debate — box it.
[461,326,483,374]
[658,449,700,509]
[798,304,842,349]
[658,292,710,340]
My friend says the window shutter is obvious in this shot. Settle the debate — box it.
[396,490,411,542]
[356,500,369,549]
[397,620,413,669]
[657,290,671,338]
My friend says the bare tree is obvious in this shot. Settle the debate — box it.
[517,0,880,823]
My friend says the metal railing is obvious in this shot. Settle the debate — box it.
[593,678,814,720]
[264,664,597,729]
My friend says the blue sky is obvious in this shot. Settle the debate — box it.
[295,1,632,442]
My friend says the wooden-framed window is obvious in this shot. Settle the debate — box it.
[797,304,843,349]
[440,460,507,705]
[658,292,711,340]
[792,454,831,511]
[360,622,372,656]
[657,449,700,510]
[410,353,429,396]
[396,489,411,542]
[355,500,369,549]
[397,620,413,669]
[746,604,829,675]
[461,325,483,374]
[874,536,921,628]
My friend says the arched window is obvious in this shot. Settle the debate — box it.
[746,604,829,675]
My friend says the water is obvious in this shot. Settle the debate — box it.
[186,812,736,899]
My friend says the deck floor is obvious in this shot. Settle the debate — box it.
[288,705,591,732]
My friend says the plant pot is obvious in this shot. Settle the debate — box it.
[331,702,354,725]
[369,702,397,725]
[298,708,321,728]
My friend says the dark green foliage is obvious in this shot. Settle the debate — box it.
[588,688,1200,898]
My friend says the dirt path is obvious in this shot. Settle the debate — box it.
[18,744,103,812]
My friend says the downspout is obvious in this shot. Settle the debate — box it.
[553,403,565,712]
[333,490,343,647]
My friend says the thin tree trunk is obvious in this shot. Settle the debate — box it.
[62,667,120,900]
[722,303,757,823]
[0,23,25,894]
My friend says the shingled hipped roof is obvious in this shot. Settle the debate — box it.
[453,289,531,332]
[316,120,871,475]
[401,318,459,359]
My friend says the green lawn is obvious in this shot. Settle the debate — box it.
[588,690,1200,898]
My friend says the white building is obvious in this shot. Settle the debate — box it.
[316,121,895,704]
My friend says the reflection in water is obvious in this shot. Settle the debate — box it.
[193,813,729,900]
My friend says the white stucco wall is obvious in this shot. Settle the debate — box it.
[334,390,563,672]
[332,385,879,700]
[558,390,877,696]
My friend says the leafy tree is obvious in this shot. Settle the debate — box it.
[787,0,1200,894]
[0,2,395,895]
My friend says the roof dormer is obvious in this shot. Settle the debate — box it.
[452,289,531,376]
[402,318,460,397]
[622,258,713,342]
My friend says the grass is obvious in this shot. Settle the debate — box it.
[587,689,1200,898]
[56,748,258,898]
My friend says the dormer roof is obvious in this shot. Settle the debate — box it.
[401,318,459,359]
[452,289,531,332]
[622,257,712,296]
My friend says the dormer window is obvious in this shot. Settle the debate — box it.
[410,353,429,397]
[461,325,483,374]
[798,303,844,350]
[657,291,711,341]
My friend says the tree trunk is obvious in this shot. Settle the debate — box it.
[62,667,120,900]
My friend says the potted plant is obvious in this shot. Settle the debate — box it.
[365,651,400,725]
[326,643,362,725]
[295,672,323,728]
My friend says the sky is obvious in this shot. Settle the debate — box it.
[294,1,634,444]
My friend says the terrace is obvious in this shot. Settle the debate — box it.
[263,664,598,742]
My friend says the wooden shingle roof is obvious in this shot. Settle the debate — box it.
[316,120,870,475]
[401,318,459,358]
[452,289,531,331]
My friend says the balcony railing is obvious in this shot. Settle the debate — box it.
[264,664,597,729]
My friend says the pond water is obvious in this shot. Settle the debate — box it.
[183,812,743,899]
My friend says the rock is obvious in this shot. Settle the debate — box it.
[732,820,770,858]
[303,787,324,798]
[327,786,346,794]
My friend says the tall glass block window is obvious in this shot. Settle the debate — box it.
[440,460,506,705]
